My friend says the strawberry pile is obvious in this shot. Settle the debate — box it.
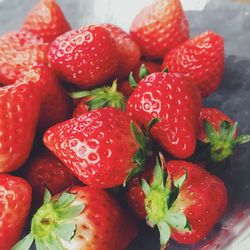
[0,0,249,250]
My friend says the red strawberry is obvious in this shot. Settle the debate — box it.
[0,31,49,86]
[73,100,89,117]
[0,82,40,173]
[130,0,189,59]
[48,25,118,88]
[197,107,250,161]
[14,186,137,250]
[118,60,162,97]
[126,156,228,248]
[25,150,79,207]
[21,0,71,43]
[44,107,151,188]
[19,64,72,131]
[71,80,125,118]
[126,72,202,159]
[0,174,32,250]
[125,157,156,219]
[162,31,224,98]
[101,24,141,79]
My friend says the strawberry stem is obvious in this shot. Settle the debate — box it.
[204,120,250,161]
[68,80,125,111]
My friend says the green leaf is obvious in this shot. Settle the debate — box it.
[123,165,143,187]
[141,179,151,195]
[219,120,231,141]
[129,72,137,88]
[174,169,187,188]
[53,223,76,241]
[130,121,147,149]
[235,134,250,144]
[158,221,171,247]
[166,186,179,209]
[162,66,169,73]
[68,80,125,111]
[12,233,34,250]
[43,234,64,250]
[139,64,150,80]
[68,90,91,99]
[152,158,164,189]
[35,239,48,250]
[54,192,76,209]
[132,148,145,165]
[43,189,52,204]
[204,120,217,142]
[228,121,238,139]
[165,212,190,231]
[147,118,160,132]
[57,204,84,220]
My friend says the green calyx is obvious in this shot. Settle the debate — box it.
[204,120,250,162]
[129,64,151,88]
[141,155,190,249]
[12,189,84,250]
[129,64,168,89]
[124,118,160,186]
[69,80,126,111]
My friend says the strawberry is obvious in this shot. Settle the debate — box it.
[0,82,40,173]
[125,157,156,219]
[0,31,49,86]
[43,107,152,188]
[126,155,228,248]
[73,100,89,117]
[118,60,162,97]
[25,150,79,207]
[101,24,141,79]
[70,80,125,118]
[130,0,189,59]
[162,31,224,98]
[21,0,71,43]
[0,174,32,250]
[19,64,72,131]
[126,72,202,159]
[197,107,250,161]
[14,186,137,250]
[48,25,118,88]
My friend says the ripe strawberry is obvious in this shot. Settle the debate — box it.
[21,0,71,43]
[44,107,152,188]
[25,150,79,207]
[125,156,156,219]
[19,64,72,131]
[197,107,250,161]
[126,72,202,159]
[126,156,228,248]
[162,31,224,98]
[73,100,89,117]
[70,80,125,118]
[118,60,162,97]
[0,82,40,173]
[14,186,137,250]
[101,24,141,79]
[0,174,32,250]
[0,31,49,86]
[130,0,189,59]
[48,25,118,88]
